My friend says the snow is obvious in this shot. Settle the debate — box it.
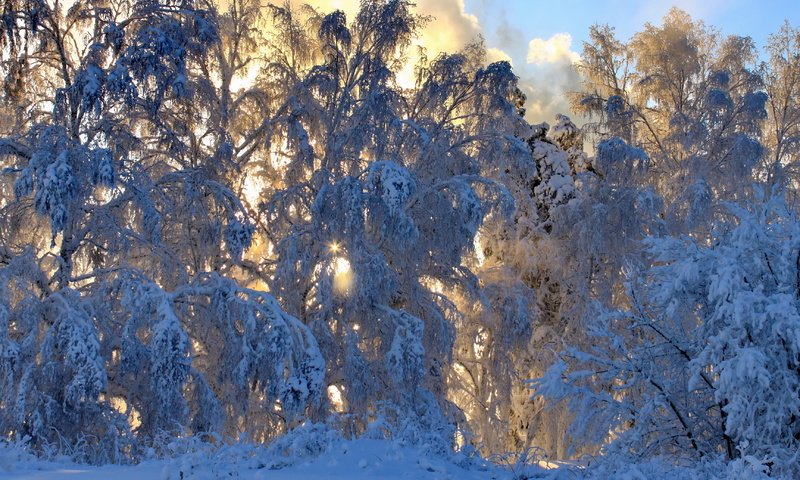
[2,438,779,480]
[1,438,520,480]
[3,463,164,480]
[1,0,798,477]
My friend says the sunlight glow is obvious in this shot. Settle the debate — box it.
[453,430,466,450]
[421,276,445,294]
[269,143,293,171]
[332,255,354,295]
[536,459,562,470]
[92,185,114,205]
[109,396,142,430]
[473,328,489,358]
[334,256,350,275]
[396,62,417,90]
[473,231,485,267]
[242,175,264,206]
[327,384,346,413]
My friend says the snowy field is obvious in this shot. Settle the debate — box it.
[2,437,778,480]
[0,430,779,480]
[1,438,530,480]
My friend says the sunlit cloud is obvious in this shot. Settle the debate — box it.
[486,47,512,64]
[283,0,577,124]
[526,33,580,66]
[402,0,485,88]
[299,0,483,58]
[298,0,495,88]
[517,33,582,124]
[413,0,481,56]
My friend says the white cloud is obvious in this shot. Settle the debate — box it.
[526,33,580,65]
[486,47,513,65]
[414,0,481,56]
[518,33,582,123]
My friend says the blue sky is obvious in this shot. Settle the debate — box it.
[465,0,796,55]
[456,0,799,122]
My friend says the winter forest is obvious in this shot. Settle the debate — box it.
[0,0,799,478]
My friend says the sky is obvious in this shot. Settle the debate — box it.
[306,0,799,124]
[462,0,799,123]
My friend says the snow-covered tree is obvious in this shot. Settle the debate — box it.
[0,255,127,463]
[763,22,800,187]
[463,116,662,457]
[4,0,798,472]
[244,1,528,445]
[105,272,324,442]
[534,189,800,476]
[0,0,325,460]
[572,8,767,234]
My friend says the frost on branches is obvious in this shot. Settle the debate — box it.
[534,190,800,476]
[0,0,535,462]
[1,0,799,477]
[0,0,315,461]
[256,1,523,448]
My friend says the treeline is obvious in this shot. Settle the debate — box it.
[0,1,798,476]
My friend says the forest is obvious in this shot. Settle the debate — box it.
[0,0,799,478]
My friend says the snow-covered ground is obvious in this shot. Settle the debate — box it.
[2,431,777,480]
[1,437,538,480]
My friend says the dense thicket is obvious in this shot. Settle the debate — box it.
[0,0,534,460]
[536,9,800,476]
[0,1,798,476]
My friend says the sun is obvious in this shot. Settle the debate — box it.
[328,242,354,295]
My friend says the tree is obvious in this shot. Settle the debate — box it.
[248,1,529,446]
[572,8,767,235]
[763,22,800,186]
[534,190,800,476]
[475,119,662,458]
[0,0,325,460]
